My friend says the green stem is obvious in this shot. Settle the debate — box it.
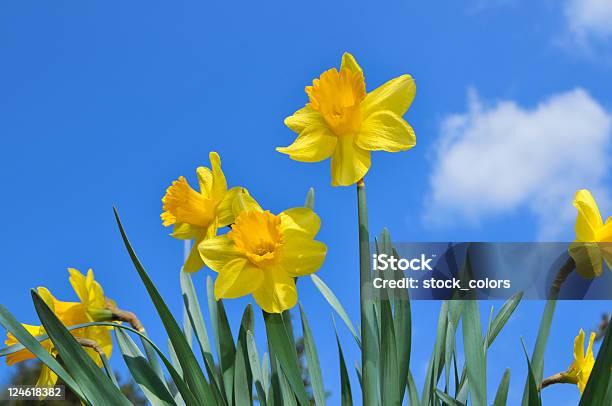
[357,179,378,405]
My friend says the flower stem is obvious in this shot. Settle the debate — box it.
[357,178,378,405]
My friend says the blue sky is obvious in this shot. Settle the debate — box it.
[1,1,611,404]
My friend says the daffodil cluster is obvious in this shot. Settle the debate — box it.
[4,269,113,386]
[162,155,327,313]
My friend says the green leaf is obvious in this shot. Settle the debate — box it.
[334,320,353,406]
[180,270,223,398]
[263,312,309,405]
[31,290,132,406]
[0,304,87,402]
[422,301,449,405]
[310,274,360,347]
[521,339,542,406]
[180,270,214,366]
[206,276,236,403]
[276,357,298,406]
[521,299,556,406]
[299,304,326,405]
[262,352,271,402]
[246,331,267,406]
[115,328,176,405]
[579,317,612,405]
[487,292,522,348]
[407,370,420,406]
[305,187,315,209]
[435,389,466,406]
[380,300,399,405]
[444,319,456,392]
[114,208,214,405]
[493,369,510,406]
[100,353,120,387]
[234,305,254,406]
[462,299,487,406]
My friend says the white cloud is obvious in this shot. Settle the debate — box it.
[424,88,612,240]
[565,0,612,41]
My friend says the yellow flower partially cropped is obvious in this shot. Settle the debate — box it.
[277,52,416,186]
[565,329,596,394]
[569,189,612,278]
[5,270,113,387]
[161,151,246,272]
[199,194,327,313]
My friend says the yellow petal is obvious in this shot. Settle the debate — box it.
[357,110,416,152]
[330,135,371,186]
[217,187,248,227]
[573,190,604,241]
[569,242,604,278]
[209,151,228,201]
[362,74,416,118]
[278,237,327,277]
[36,365,58,388]
[574,329,585,364]
[6,324,46,365]
[284,105,327,134]
[170,222,204,240]
[596,217,612,242]
[276,125,337,163]
[279,207,321,238]
[183,242,205,273]
[214,258,263,299]
[232,192,263,217]
[196,167,213,197]
[340,52,363,73]
[252,267,298,313]
[198,235,243,272]
[68,268,106,310]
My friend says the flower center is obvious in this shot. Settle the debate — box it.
[162,177,216,228]
[228,210,282,265]
[306,67,366,136]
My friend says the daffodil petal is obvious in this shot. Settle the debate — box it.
[276,125,337,163]
[252,267,298,313]
[362,74,416,118]
[199,235,243,272]
[330,135,371,186]
[217,187,248,227]
[357,110,416,152]
[232,192,263,216]
[170,222,204,240]
[36,365,58,388]
[340,52,363,73]
[574,329,586,364]
[183,243,205,273]
[569,242,604,278]
[573,190,604,241]
[210,151,228,200]
[279,207,321,238]
[284,105,326,134]
[197,167,213,197]
[214,258,263,299]
[278,237,327,277]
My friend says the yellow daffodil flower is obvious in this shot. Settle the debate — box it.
[566,329,596,394]
[5,269,113,387]
[161,151,246,272]
[198,194,327,313]
[569,189,612,278]
[277,52,416,186]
